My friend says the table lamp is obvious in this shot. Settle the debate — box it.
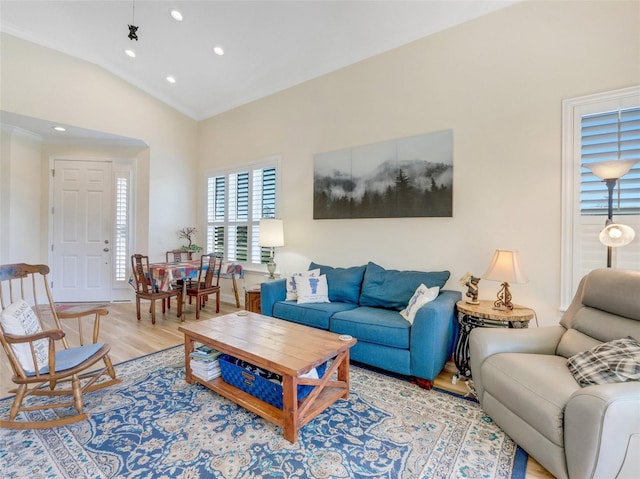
[483,250,527,311]
[258,218,284,279]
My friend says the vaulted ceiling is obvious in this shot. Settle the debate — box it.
[1,1,515,121]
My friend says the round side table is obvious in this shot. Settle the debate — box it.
[454,300,534,382]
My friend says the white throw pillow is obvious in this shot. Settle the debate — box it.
[286,269,320,301]
[295,274,330,304]
[0,299,49,374]
[400,284,440,325]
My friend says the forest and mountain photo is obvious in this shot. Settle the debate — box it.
[313,130,453,219]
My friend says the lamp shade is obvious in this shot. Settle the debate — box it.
[599,222,636,247]
[258,219,284,248]
[483,250,528,284]
[584,159,639,180]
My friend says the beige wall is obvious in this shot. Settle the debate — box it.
[198,1,640,324]
[0,33,199,262]
[0,127,43,264]
[1,1,638,317]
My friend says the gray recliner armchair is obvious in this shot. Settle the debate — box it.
[469,268,640,479]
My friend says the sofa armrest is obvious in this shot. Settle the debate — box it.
[260,278,287,316]
[469,325,565,403]
[565,382,640,479]
[410,290,461,381]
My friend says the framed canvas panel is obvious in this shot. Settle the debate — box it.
[313,130,453,219]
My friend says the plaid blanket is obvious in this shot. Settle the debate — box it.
[567,336,640,387]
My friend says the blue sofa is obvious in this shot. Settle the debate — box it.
[260,261,461,388]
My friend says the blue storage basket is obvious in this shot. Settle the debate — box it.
[219,354,326,409]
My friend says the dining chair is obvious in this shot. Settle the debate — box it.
[0,263,121,428]
[165,249,195,302]
[186,253,223,319]
[131,254,182,324]
[165,249,193,263]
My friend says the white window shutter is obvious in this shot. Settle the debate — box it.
[205,159,279,265]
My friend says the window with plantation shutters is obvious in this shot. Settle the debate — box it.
[206,158,279,265]
[561,87,640,309]
[114,175,129,281]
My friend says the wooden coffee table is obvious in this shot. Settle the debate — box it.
[178,312,357,443]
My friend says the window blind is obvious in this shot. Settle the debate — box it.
[580,107,640,215]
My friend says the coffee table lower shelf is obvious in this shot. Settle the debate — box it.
[191,374,349,441]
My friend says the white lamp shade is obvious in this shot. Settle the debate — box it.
[483,250,528,284]
[258,219,284,248]
[584,159,639,180]
[599,222,636,247]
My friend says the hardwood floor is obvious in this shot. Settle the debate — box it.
[0,300,554,478]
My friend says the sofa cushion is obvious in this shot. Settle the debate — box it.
[349,340,411,376]
[309,262,366,304]
[295,274,330,304]
[285,269,320,301]
[330,306,410,349]
[482,353,580,446]
[272,301,358,330]
[359,262,450,310]
[567,336,640,387]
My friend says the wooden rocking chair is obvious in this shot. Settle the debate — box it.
[0,263,121,429]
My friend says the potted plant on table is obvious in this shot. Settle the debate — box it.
[178,227,203,254]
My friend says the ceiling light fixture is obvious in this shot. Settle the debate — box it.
[170,9,183,21]
[213,46,224,56]
[52,126,66,132]
[125,49,136,58]
[166,76,176,84]
[128,0,139,41]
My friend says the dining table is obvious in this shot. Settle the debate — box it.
[149,260,203,292]
[133,259,245,308]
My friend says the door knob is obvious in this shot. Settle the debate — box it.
[103,248,110,252]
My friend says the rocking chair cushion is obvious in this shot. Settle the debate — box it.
[0,299,48,374]
[32,342,105,375]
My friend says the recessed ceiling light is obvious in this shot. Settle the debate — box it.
[213,46,224,56]
[166,76,176,84]
[52,126,66,132]
[125,49,136,58]
[170,9,183,21]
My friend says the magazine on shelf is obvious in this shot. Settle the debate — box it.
[191,361,221,380]
[190,344,223,361]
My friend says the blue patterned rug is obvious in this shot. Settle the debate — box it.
[1,346,526,478]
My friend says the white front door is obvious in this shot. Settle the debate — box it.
[50,160,113,302]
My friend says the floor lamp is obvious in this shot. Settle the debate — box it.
[585,159,638,267]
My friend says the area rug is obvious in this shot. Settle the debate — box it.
[0,347,526,479]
